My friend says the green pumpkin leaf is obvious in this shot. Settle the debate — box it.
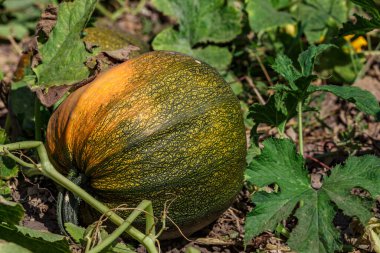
[340,0,380,35]
[151,0,241,44]
[108,242,136,253]
[308,85,380,118]
[0,241,32,253]
[298,44,335,76]
[246,0,295,32]
[151,0,240,72]
[152,27,232,72]
[32,0,97,88]
[248,93,297,132]
[270,0,293,9]
[0,224,70,253]
[286,190,341,253]
[298,0,348,43]
[245,138,380,252]
[0,196,24,225]
[271,54,301,87]
[64,223,85,244]
[0,129,18,180]
[0,181,11,198]
[271,44,333,94]
[0,23,29,40]
[245,138,310,242]
[350,0,380,19]
[323,155,380,223]
[340,14,380,36]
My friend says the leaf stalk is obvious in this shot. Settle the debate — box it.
[297,100,303,156]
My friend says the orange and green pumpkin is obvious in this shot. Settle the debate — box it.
[46,51,246,238]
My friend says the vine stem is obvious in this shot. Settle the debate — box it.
[0,141,158,253]
[88,200,154,253]
[297,101,304,156]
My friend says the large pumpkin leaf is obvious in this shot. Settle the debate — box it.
[297,0,348,43]
[0,197,24,225]
[152,28,232,72]
[0,196,69,253]
[32,0,97,88]
[245,138,380,253]
[245,0,295,33]
[152,0,241,44]
[152,0,241,72]
[308,85,380,119]
[0,241,32,253]
[0,224,70,253]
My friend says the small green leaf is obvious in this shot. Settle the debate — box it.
[245,142,261,166]
[0,129,18,180]
[0,224,70,253]
[108,242,135,253]
[0,181,11,198]
[271,44,336,100]
[341,14,380,35]
[0,196,25,225]
[0,241,32,253]
[271,54,301,86]
[64,223,85,244]
[0,23,29,40]
[248,93,298,131]
[351,0,380,19]
[298,44,335,76]
[308,85,380,118]
[246,0,295,33]
[340,0,380,35]
[32,0,97,88]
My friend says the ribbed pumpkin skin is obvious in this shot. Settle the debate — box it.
[46,51,246,237]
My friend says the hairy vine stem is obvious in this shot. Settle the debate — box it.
[0,141,158,253]
[297,101,304,156]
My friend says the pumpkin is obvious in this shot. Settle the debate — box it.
[46,51,246,238]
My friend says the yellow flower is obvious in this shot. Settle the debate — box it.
[283,24,297,37]
[344,35,368,52]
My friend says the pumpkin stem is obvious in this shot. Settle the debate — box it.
[57,170,87,236]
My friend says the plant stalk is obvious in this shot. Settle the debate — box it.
[0,141,158,253]
[88,200,154,253]
[297,101,304,156]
